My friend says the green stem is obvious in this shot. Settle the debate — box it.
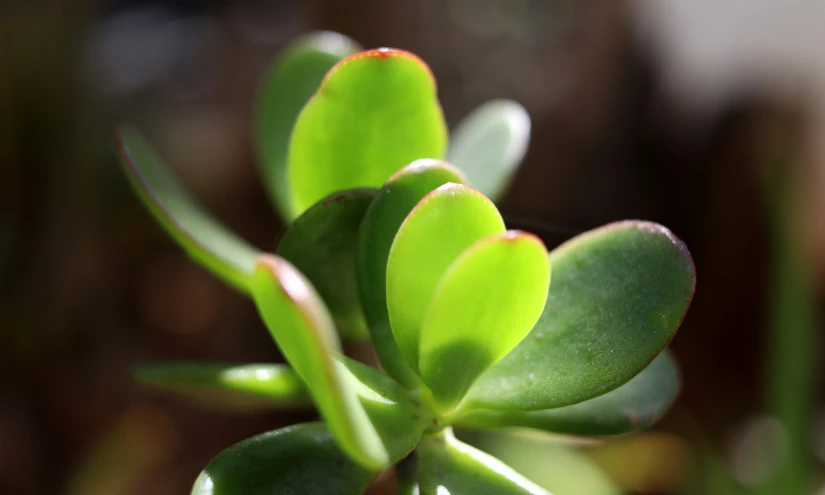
[759,162,819,495]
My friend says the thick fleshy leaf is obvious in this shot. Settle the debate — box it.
[192,423,375,495]
[386,184,505,371]
[416,429,550,495]
[461,221,695,412]
[420,232,550,412]
[277,189,377,340]
[447,99,530,201]
[357,159,467,387]
[288,48,448,215]
[456,350,680,436]
[337,356,432,463]
[466,430,621,495]
[255,31,360,220]
[133,362,309,413]
[251,255,388,470]
[115,126,260,292]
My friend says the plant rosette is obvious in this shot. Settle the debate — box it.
[116,31,695,495]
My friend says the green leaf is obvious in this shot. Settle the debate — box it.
[448,99,530,202]
[456,350,680,436]
[337,356,432,463]
[461,221,695,412]
[133,362,310,413]
[251,255,389,470]
[192,422,375,495]
[386,184,505,371]
[416,429,550,495]
[277,188,377,340]
[288,48,448,215]
[357,159,467,387]
[420,232,550,412]
[115,126,260,292]
[465,430,621,495]
[255,31,361,220]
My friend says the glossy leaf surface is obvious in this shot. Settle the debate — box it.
[251,255,388,469]
[192,423,374,495]
[357,160,466,386]
[277,189,377,340]
[386,183,505,370]
[115,126,260,292]
[462,221,695,412]
[420,232,550,412]
[255,32,360,220]
[447,99,530,201]
[417,429,550,495]
[288,48,447,214]
[456,350,680,436]
[337,356,432,462]
[134,362,309,413]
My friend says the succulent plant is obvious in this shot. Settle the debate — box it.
[116,31,695,495]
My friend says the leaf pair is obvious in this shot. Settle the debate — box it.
[384,182,551,412]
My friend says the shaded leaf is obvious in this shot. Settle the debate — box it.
[288,48,447,215]
[416,429,550,495]
[278,188,377,340]
[420,232,550,412]
[192,422,375,495]
[447,99,530,202]
[134,362,310,413]
[337,356,432,463]
[462,221,695,412]
[255,31,360,220]
[357,159,467,387]
[456,350,680,436]
[251,255,388,469]
[115,126,260,292]
[386,184,505,371]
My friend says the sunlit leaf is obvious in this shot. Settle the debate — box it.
[456,350,680,436]
[357,159,467,387]
[465,430,621,495]
[115,126,260,292]
[277,189,377,340]
[192,423,375,495]
[420,232,550,412]
[386,184,505,371]
[416,428,550,495]
[447,99,530,202]
[251,255,389,469]
[462,221,695,412]
[133,362,310,413]
[255,31,360,220]
[288,48,447,215]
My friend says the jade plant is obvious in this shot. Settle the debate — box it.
[115,32,696,494]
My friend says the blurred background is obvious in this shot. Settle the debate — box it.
[1,1,823,494]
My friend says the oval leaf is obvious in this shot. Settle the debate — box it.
[337,356,432,463]
[288,48,448,215]
[192,423,374,495]
[386,184,505,371]
[115,126,260,292]
[461,221,695,412]
[420,231,550,412]
[134,362,310,413]
[357,159,467,386]
[255,31,361,220]
[456,350,680,436]
[447,99,531,202]
[251,255,389,470]
[277,188,377,340]
[416,429,550,495]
